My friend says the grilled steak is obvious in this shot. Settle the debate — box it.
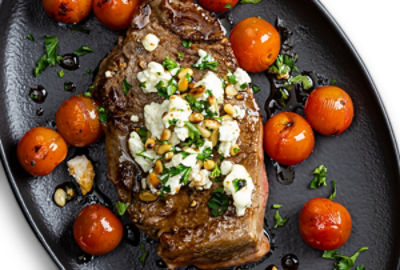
[92,0,270,268]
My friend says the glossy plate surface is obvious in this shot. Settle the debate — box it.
[0,0,399,269]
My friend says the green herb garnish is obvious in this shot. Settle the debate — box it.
[122,79,132,96]
[177,52,184,61]
[224,3,233,8]
[268,54,299,78]
[240,0,262,3]
[197,147,213,162]
[115,201,129,216]
[289,74,313,90]
[139,81,147,88]
[182,40,192,48]
[227,73,237,84]
[211,164,221,178]
[58,70,64,78]
[74,45,93,56]
[310,165,328,189]
[34,35,61,77]
[156,79,178,98]
[139,242,149,266]
[208,187,229,217]
[27,34,35,41]
[329,180,337,200]
[322,247,368,270]
[162,56,178,70]
[83,92,92,98]
[233,178,246,192]
[97,106,107,123]
[272,204,282,209]
[193,54,219,71]
[136,151,155,162]
[273,204,288,229]
[251,84,261,93]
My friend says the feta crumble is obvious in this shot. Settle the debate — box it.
[128,131,159,172]
[67,155,95,196]
[195,71,225,104]
[218,119,241,157]
[142,33,160,52]
[144,100,169,139]
[163,95,192,128]
[233,68,251,91]
[137,62,174,93]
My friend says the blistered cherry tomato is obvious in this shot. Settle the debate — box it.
[264,112,314,166]
[17,127,68,176]
[42,0,92,24]
[305,86,354,136]
[73,204,123,255]
[198,0,239,12]
[56,96,103,147]
[230,17,281,73]
[299,198,352,250]
[93,0,140,30]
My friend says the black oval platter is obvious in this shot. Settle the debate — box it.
[0,0,399,269]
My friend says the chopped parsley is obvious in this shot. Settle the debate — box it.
[251,84,261,93]
[322,247,368,270]
[193,54,219,71]
[273,204,288,229]
[162,56,178,70]
[197,147,213,162]
[83,91,91,98]
[137,128,148,142]
[182,167,192,185]
[139,242,149,266]
[136,151,155,161]
[139,81,147,88]
[240,83,248,90]
[70,25,90,34]
[331,78,337,85]
[224,3,233,9]
[58,70,64,78]
[208,187,229,217]
[115,201,129,216]
[182,40,192,48]
[97,106,107,123]
[268,54,299,78]
[34,35,61,77]
[240,0,262,3]
[233,178,246,192]
[288,74,313,90]
[27,33,35,41]
[227,73,237,84]
[210,164,221,178]
[156,79,178,98]
[74,45,93,56]
[329,180,337,200]
[177,52,184,61]
[122,79,132,96]
[309,165,328,189]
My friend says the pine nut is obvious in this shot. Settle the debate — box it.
[164,151,174,161]
[145,138,156,150]
[224,103,235,116]
[222,115,233,121]
[208,96,217,106]
[197,125,211,138]
[178,68,194,79]
[236,94,244,100]
[225,85,238,97]
[139,191,158,202]
[157,144,172,155]
[204,160,216,170]
[230,144,240,156]
[154,160,163,175]
[54,188,67,207]
[178,77,189,92]
[190,86,205,97]
[161,129,171,141]
[189,113,204,124]
[204,119,221,130]
[211,129,219,147]
[148,173,162,189]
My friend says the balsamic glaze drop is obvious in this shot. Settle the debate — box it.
[77,253,93,264]
[156,259,168,268]
[60,53,80,70]
[125,224,140,246]
[36,107,44,116]
[273,161,295,185]
[29,85,47,104]
[64,81,76,92]
[281,254,299,270]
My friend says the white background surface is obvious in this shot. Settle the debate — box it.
[0,1,399,269]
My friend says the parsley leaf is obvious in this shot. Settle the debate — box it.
[182,40,192,48]
[240,0,262,3]
[74,45,93,56]
[355,266,365,270]
[224,3,233,8]
[268,54,298,79]
[97,107,107,123]
[251,84,261,93]
[177,52,184,61]
[162,56,178,70]
[193,54,219,71]
[136,151,155,162]
[289,74,313,90]
[322,247,368,270]
[272,204,282,209]
[58,70,64,78]
[34,35,61,77]
[115,201,129,216]
[227,73,237,84]
[329,180,337,200]
[233,178,247,192]
[208,187,229,217]
[273,204,288,229]
[309,165,328,189]
[197,147,213,162]
[27,33,35,41]
[156,79,177,98]
[139,242,149,266]
[122,79,132,96]
[181,167,192,185]
[210,164,221,178]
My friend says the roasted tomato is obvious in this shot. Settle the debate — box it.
[73,204,123,255]
[56,96,103,147]
[264,112,314,166]
[42,0,92,24]
[17,127,68,176]
[305,86,354,136]
[198,0,239,12]
[92,0,140,30]
[230,17,281,73]
[299,198,352,250]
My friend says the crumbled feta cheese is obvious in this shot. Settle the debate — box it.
[137,62,174,93]
[233,68,251,91]
[165,152,197,169]
[144,100,169,139]
[163,95,192,128]
[130,114,139,122]
[223,164,254,216]
[128,131,159,172]
[221,160,234,175]
[195,49,215,66]
[181,154,198,167]
[233,105,246,120]
[218,119,240,157]
[189,163,213,190]
[174,127,189,141]
[169,132,180,146]
[195,71,224,104]
[105,70,113,78]
[166,173,183,195]
[142,33,160,52]
[67,155,95,196]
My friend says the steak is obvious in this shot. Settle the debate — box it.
[92,0,270,268]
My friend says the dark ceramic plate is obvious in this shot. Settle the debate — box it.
[0,0,399,269]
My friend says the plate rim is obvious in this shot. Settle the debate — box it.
[0,0,399,269]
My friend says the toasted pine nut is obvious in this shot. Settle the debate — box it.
[211,129,219,147]
[190,200,197,207]
[154,160,163,175]
[157,144,172,155]
[161,129,172,141]
[148,173,162,189]
[224,103,235,116]
[189,113,204,124]
[236,94,244,100]
[190,86,205,97]
[222,115,233,121]
[54,188,67,207]
[208,96,217,106]
[204,160,216,171]
[178,77,189,92]
[225,85,238,97]
[197,125,211,138]
[164,151,174,161]
[204,119,221,130]
[230,144,240,156]
[145,138,156,150]
[139,191,158,202]
[178,68,194,80]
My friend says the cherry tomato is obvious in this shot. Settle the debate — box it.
[305,86,354,136]
[264,112,314,166]
[73,204,123,255]
[17,127,68,176]
[56,96,103,147]
[299,198,352,250]
[198,0,239,12]
[42,0,92,24]
[93,0,140,30]
[230,17,281,73]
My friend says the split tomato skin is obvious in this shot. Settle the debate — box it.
[305,86,354,136]
[42,0,92,24]
[230,17,281,73]
[17,127,68,176]
[198,0,239,12]
[73,204,123,256]
[56,96,103,147]
[263,112,315,166]
[299,198,352,251]
[92,0,140,30]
